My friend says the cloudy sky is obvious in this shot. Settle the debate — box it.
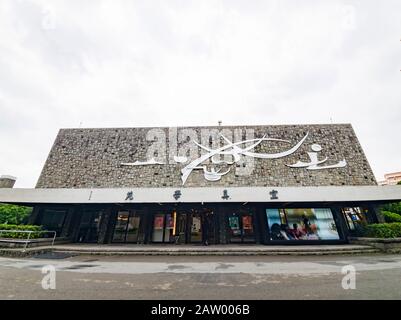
[0,0,400,188]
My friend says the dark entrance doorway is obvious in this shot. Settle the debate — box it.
[227,209,256,243]
[112,210,145,243]
[150,207,216,244]
[175,208,216,244]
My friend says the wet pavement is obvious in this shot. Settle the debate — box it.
[0,253,401,299]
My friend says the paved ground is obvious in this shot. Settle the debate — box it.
[0,253,401,299]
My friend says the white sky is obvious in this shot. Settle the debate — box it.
[0,0,400,188]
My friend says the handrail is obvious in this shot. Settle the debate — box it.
[0,230,57,252]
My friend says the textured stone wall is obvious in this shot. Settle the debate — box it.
[35,124,377,188]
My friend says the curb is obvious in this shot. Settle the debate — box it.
[0,247,381,257]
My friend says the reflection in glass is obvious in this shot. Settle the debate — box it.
[164,214,174,242]
[190,214,202,242]
[152,214,165,242]
[126,215,141,242]
[112,211,129,242]
[227,212,255,243]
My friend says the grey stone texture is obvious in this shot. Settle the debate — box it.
[0,176,16,188]
[35,124,377,188]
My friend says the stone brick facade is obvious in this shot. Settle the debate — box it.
[35,124,377,188]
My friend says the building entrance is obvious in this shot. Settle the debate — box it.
[227,210,256,243]
[150,207,216,244]
[112,210,145,243]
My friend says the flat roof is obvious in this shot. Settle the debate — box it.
[0,186,401,205]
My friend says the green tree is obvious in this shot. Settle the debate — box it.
[0,204,32,225]
[398,181,401,185]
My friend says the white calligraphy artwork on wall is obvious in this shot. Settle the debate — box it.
[286,144,347,170]
[120,129,347,185]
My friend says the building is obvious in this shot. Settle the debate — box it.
[378,172,401,186]
[1,124,401,245]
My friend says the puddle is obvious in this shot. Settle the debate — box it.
[166,265,190,270]
[33,252,77,260]
[63,264,99,270]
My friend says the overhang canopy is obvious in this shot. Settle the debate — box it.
[1,186,401,205]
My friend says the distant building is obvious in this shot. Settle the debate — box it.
[378,172,401,186]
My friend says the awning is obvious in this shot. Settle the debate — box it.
[0,186,401,205]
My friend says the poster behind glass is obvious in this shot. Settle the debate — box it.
[266,208,340,240]
[152,214,164,242]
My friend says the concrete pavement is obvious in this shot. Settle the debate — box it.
[1,253,401,299]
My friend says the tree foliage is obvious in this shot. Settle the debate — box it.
[0,204,33,225]
[381,202,401,216]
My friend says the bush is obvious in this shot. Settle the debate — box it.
[382,211,401,223]
[0,204,32,224]
[0,224,43,239]
[362,223,401,238]
[381,202,401,215]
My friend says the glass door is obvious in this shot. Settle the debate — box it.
[189,213,202,243]
[112,210,144,243]
[228,213,241,242]
[112,211,129,242]
[126,215,143,243]
[175,212,187,244]
[241,214,254,242]
[227,211,255,243]
[151,212,175,243]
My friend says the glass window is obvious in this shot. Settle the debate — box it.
[266,208,339,241]
[190,214,202,242]
[164,214,174,242]
[152,214,165,242]
[78,209,103,243]
[227,211,255,243]
[112,211,129,242]
[342,207,368,231]
[112,210,144,243]
[40,209,67,236]
[126,215,141,242]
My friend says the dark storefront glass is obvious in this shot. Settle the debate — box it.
[175,212,187,244]
[112,210,144,243]
[152,213,175,243]
[266,208,339,241]
[40,209,67,236]
[77,209,103,243]
[342,207,367,231]
[190,213,202,242]
[113,211,129,242]
[227,211,255,243]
